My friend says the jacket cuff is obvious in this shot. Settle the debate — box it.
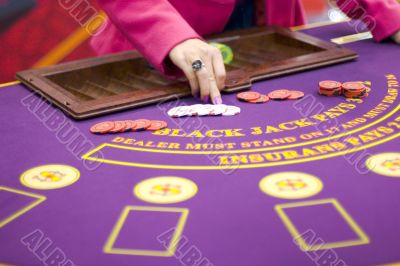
[369,6,400,42]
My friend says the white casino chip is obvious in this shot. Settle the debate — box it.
[222,105,241,116]
[167,106,189,117]
[210,104,227,116]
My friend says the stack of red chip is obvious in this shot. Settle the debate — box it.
[90,119,168,134]
[237,90,304,103]
[319,80,368,99]
[342,82,368,98]
[319,81,342,97]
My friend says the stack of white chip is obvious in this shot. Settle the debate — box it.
[167,104,240,117]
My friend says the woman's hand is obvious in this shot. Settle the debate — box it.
[392,30,400,44]
[169,39,226,104]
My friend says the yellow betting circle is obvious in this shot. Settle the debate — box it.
[259,172,323,199]
[365,152,400,177]
[134,176,198,204]
[20,164,80,190]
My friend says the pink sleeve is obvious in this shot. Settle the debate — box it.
[337,0,400,42]
[96,0,202,77]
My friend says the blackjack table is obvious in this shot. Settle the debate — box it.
[1,22,400,266]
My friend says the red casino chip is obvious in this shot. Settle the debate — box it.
[123,120,137,131]
[132,119,151,131]
[319,88,342,97]
[248,94,270,103]
[109,121,127,133]
[287,90,305,100]
[237,91,261,101]
[268,89,290,100]
[90,121,115,134]
[319,80,342,90]
[342,82,365,91]
[147,120,168,131]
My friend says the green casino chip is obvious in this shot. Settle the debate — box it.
[210,42,234,65]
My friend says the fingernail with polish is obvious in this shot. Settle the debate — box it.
[202,96,209,103]
[214,96,222,105]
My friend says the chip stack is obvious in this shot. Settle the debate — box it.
[237,90,304,103]
[90,119,168,135]
[319,80,368,99]
[342,82,368,98]
[319,81,342,97]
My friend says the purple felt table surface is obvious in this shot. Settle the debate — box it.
[0,22,400,266]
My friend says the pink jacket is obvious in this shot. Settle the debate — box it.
[91,0,400,76]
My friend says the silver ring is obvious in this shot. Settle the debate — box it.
[192,60,205,72]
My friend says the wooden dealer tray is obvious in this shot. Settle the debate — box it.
[16,26,358,119]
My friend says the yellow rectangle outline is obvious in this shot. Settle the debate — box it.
[275,198,369,251]
[103,206,189,257]
[0,186,46,228]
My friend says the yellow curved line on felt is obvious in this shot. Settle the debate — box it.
[83,132,400,170]
[33,11,106,68]
[96,103,400,155]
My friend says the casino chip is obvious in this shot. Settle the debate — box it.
[318,80,369,99]
[168,104,240,117]
[147,120,168,131]
[186,105,202,116]
[210,104,228,115]
[237,91,261,102]
[90,119,167,134]
[222,105,241,116]
[109,121,127,133]
[342,81,365,91]
[342,81,367,99]
[210,42,234,65]
[167,106,190,117]
[124,120,137,131]
[319,80,342,90]
[288,90,305,100]
[268,89,290,100]
[248,94,270,103]
[132,119,151,131]
[90,121,115,134]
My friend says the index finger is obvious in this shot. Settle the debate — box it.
[212,49,226,90]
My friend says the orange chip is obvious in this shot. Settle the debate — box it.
[90,121,115,134]
[109,121,127,133]
[237,91,261,101]
[287,90,305,100]
[319,80,342,90]
[268,89,290,100]
[342,82,365,91]
[247,94,270,103]
[147,120,168,131]
[132,119,151,131]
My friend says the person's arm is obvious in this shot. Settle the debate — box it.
[336,0,400,42]
[97,0,225,104]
